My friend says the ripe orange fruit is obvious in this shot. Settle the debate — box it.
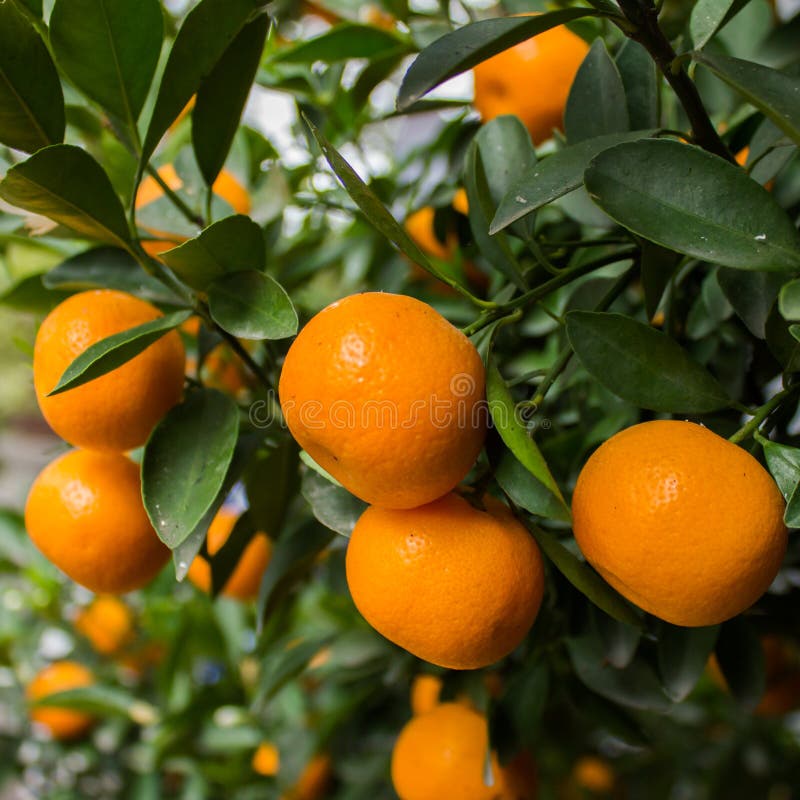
[572,420,787,626]
[75,595,135,656]
[473,23,589,145]
[279,292,486,509]
[25,449,169,593]
[346,493,545,669]
[286,754,332,800]
[736,146,774,190]
[572,756,615,795]
[33,289,185,452]
[405,206,456,261]
[391,703,537,800]
[411,674,444,715]
[187,506,272,601]
[252,741,281,776]
[26,661,95,741]
[136,164,250,256]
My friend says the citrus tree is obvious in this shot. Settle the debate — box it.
[0,0,799,797]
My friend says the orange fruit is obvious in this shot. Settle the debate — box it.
[391,703,537,800]
[25,449,169,593]
[136,164,250,256]
[756,635,800,716]
[572,420,787,627]
[736,146,774,190]
[346,493,545,669]
[187,506,272,601]
[75,595,135,656]
[252,741,281,776]
[411,674,444,715]
[405,206,456,261]
[285,754,332,800]
[453,187,470,216]
[33,289,185,452]
[473,23,589,145]
[572,756,615,794]
[279,292,486,509]
[26,661,95,741]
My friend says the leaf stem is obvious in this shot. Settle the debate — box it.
[729,387,799,444]
[144,164,206,229]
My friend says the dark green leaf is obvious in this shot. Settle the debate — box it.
[657,623,719,702]
[496,659,549,750]
[193,14,269,185]
[161,215,265,291]
[585,139,800,271]
[717,268,784,338]
[593,607,641,669]
[274,23,407,63]
[690,0,738,49]
[0,145,131,248]
[496,450,570,523]
[759,436,800,502]
[0,275,70,314]
[565,39,629,144]
[43,247,183,305]
[49,309,191,396]
[397,10,596,110]
[566,311,732,413]
[140,0,269,167]
[0,1,65,152]
[486,357,568,515]
[616,40,659,130]
[257,635,333,703]
[245,440,299,536]
[532,527,641,628]
[143,389,240,549]
[50,0,162,127]
[694,52,800,147]
[301,469,367,537]
[641,242,680,321]
[208,270,298,340]
[714,616,766,711]
[779,278,800,321]
[490,131,655,235]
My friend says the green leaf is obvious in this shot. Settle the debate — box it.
[208,270,298,340]
[301,469,367,537]
[32,685,155,722]
[193,14,269,186]
[0,145,131,248]
[208,511,260,597]
[585,139,800,272]
[0,1,65,152]
[779,278,800,322]
[784,483,800,528]
[140,0,269,167]
[616,40,659,131]
[257,635,334,703]
[50,0,162,128]
[690,0,737,49]
[48,309,191,396]
[717,268,784,338]
[593,608,640,669]
[244,440,299,536]
[396,9,596,110]
[759,436,800,502]
[490,131,655,235]
[274,23,408,63]
[694,52,800,147]
[43,247,183,305]
[495,451,570,523]
[657,623,719,702]
[714,616,766,711]
[641,242,680,321]
[565,39,629,144]
[486,356,568,514]
[566,311,732,413]
[142,389,240,549]
[161,215,265,291]
[532,527,641,628]
[0,275,69,314]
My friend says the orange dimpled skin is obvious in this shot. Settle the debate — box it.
[473,24,590,145]
[346,493,545,669]
[572,420,787,627]
[279,292,486,509]
[75,595,134,655]
[26,661,95,741]
[187,507,272,601]
[25,450,170,594]
[33,290,185,452]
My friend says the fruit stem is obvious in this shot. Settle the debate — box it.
[729,387,798,444]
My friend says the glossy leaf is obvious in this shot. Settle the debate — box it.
[532,527,641,628]
[50,0,162,128]
[49,309,192,396]
[778,278,800,321]
[143,389,240,549]
[695,52,800,147]
[486,356,568,514]
[0,1,65,152]
[565,39,629,144]
[274,23,408,63]
[244,440,299,536]
[161,215,265,291]
[208,270,298,340]
[585,139,800,271]
[759,435,800,502]
[690,0,738,49]
[616,40,659,130]
[193,14,269,185]
[657,623,719,702]
[717,268,784,338]
[0,145,131,248]
[566,311,732,413]
[140,0,269,167]
[301,469,367,537]
[495,451,571,523]
[397,9,596,110]
[714,617,766,711]
[490,131,655,235]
